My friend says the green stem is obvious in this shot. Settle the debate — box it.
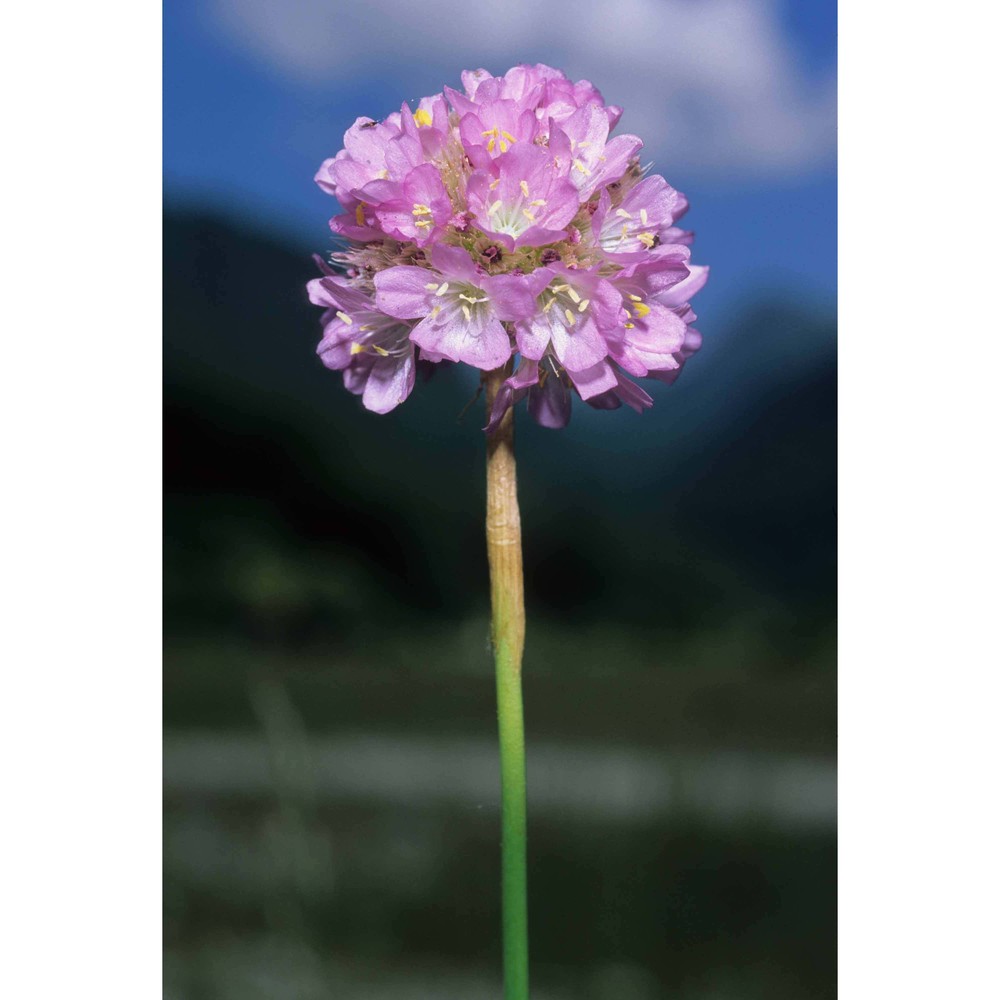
[484,364,529,1000]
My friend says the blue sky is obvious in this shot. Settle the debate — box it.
[165,0,836,323]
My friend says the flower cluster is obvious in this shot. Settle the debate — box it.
[308,64,707,429]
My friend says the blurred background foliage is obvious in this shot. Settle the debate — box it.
[164,208,835,1000]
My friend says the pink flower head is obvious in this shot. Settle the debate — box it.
[309,63,708,429]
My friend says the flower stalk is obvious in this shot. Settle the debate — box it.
[484,363,529,1000]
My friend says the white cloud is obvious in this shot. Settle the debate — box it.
[207,0,835,179]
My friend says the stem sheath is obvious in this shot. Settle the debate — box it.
[484,364,528,1000]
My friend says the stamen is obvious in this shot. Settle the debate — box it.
[414,220,433,228]
[624,322,635,329]
[633,302,651,318]
[350,343,365,354]
[487,200,502,216]
[577,299,590,312]
[615,209,633,219]
[572,159,592,176]
[522,209,537,222]
[425,282,440,290]
[530,199,547,206]
[435,282,450,296]
[336,311,353,325]
[637,232,656,249]
[371,345,389,357]
[628,294,643,302]
[355,205,366,226]
[412,203,432,216]
[543,297,555,313]
[640,208,649,226]
[413,108,433,128]
[519,180,530,198]
[551,283,569,292]
[461,304,472,321]
[501,130,517,143]
[566,287,582,304]
[564,308,576,327]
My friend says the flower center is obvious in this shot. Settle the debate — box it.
[424,279,491,323]
[540,282,590,329]
[605,207,657,250]
[486,179,548,237]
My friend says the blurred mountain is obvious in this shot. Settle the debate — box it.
[164,207,835,656]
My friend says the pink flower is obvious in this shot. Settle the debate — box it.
[308,63,708,429]
[375,245,536,370]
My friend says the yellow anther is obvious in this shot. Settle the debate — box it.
[425,282,440,290]
[372,345,389,357]
[530,198,547,206]
[577,141,591,148]
[350,343,365,355]
[412,203,432,216]
[564,308,576,327]
[413,108,433,128]
[577,299,590,312]
[624,322,635,329]
[637,232,656,249]
[481,126,506,153]
[435,282,450,296]
[375,168,389,180]
[572,159,592,176]
[621,224,630,240]
[628,294,643,302]
[461,304,472,321]
[543,297,555,313]
[640,208,649,226]
[336,311,353,325]
[489,178,500,190]
[414,219,433,228]
[458,293,481,304]
[359,325,371,332]
[487,200,502,216]
[522,209,537,222]
[501,130,517,143]
[633,301,651,318]
[355,205,366,226]
[566,287,582,304]
[519,180,530,198]
[430,305,441,318]
[551,283,569,293]
[615,209,633,219]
